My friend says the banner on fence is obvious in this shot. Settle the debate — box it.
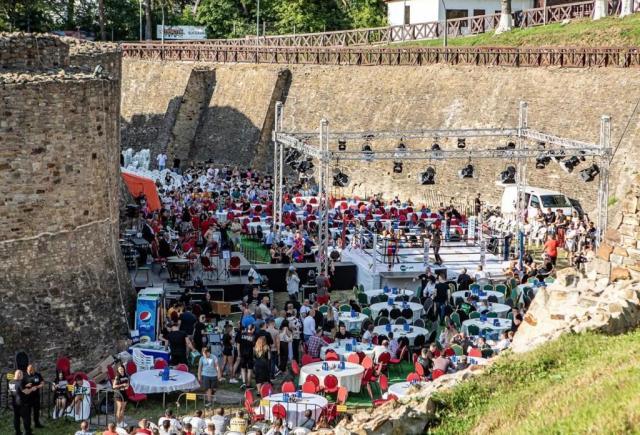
[157,25,206,40]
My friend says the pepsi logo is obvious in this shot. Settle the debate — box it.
[139,311,152,321]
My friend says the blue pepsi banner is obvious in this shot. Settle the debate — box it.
[135,296,159,343]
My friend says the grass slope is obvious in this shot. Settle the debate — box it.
[428,329,640,434]
[399,14,640,47]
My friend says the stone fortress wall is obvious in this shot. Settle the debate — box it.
[0,33,134,370]
[121,60,640,213]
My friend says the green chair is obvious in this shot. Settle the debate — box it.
[494,284,508,295]
[487,312,498,318]
[414,285,423,300]
[467,325,480,336]
[508,277,519,290]
[527,277,538,284]
[482,284,494,292]
[544,277,556,284]
[378,294,388,302]
[507,311,514,320]
[339,304,352,313]
[357,292,369,306]
[450,312,462,329]
[510,287,522,303]
[358,284,365,293]
[370,296,380,304]
[451,344,464,356]
[375,316,390,326]
[469,311,481,319]
[318,305,329,314]
[470,283,480,292]
[362,307,372,319]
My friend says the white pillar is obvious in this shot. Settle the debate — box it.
[620,0,634,17]
[593,0,608,19]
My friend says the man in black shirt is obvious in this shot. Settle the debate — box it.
[10,370,34,435]
[456,268,473,291]
[164,322,194,365]
[430,224,443,265]
[415,267,436,298]
[238,325,256,390]
[255,320,273,348]
[179,306,197,336]
[25,365,44,428]
[434,274,450,324]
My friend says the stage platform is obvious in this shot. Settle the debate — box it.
[341,241,509,290]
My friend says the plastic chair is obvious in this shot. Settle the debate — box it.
[260,383,273,398]
[469,311,481,319]
[325,351,340,361]
[450,312,461,329]
[291,360,300,376]
[302,381,317,394]
[245,399,265,422]
[394,317,407,325]
[318,305,329,314]
[414,362,425,378]
[272,403,287,420]
[361,356,374,369]
[375,316,390,326]
[339,304,352,312]
[56,357,71,377]
[302,354,320,366]
[468,348,482,358]
[306,374,320,389]
[125,386,147,407]
[229,256,241,275]
[362,307,372,318]
[487,312,498,318]
[281,381,296,393]
[175,363,189,372]
[153,359,168,369]
[432,369,445,380]
[406,372,420,382]
[125,361,137,376]
[347,353,360,364]
[467,325,480,336]
[323,374,339,395]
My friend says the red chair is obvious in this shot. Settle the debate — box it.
[125,386,147,407]
[302,354,320,366]
[154,359,168,370]
[361,356,374,369]
[414,362,425,379]
[229,256,241,275]
[245,389,256,405]
[432,369,445,380]
[245,399,265,422]
[302,381,317,394]
[68,371,89,383]
[281,381,296,393]
[107,365,116,381]
[443,347,455,357]
[175,363,189,372]
[372,374,392,406]
[323,374,339,395]
[406,372,421,382]
[468,347,482,358]
[291,360,300,377]
[306,374,320,389]
[260,383,273,398]
[272,403,287,420]
[347,353,360,364]
[88,380,98,397]
[375,352,391,375]
[412,353,419,364]
[56,357,71,378]
[125,361,137,376]
[325,386,349,423]
[325,351,339,362]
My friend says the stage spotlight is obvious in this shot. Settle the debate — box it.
[457,138,466,149]
[562,156,581,173]
[580,164,600,182]
[420,167,436,185]
[393,161,403,173]
[535,154,551,169]
[296,158,314,173]
[361,143,374,162]
[395,140,407,157]
[333,171,350,187]
[499,165,516,184]
[338,140,347,151]
[284,148,301,166]
[431,142,441,151]
[507,141,516,149]
[459,164,475,179]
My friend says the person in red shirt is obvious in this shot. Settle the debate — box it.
[543,234,559,265]
[102,423,118,435]
[133,419,152,434]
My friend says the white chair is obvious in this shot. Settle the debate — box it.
[132,348,154,371]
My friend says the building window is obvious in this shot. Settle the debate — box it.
[446,9,469,26]
[404,5,411,25]
[473,9,486,17]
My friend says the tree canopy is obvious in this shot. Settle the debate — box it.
[0,0,387,40]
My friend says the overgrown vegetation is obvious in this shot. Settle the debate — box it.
[427,330,640,434]
[401,14,640,47]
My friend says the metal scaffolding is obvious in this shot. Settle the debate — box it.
[273,101,612,276]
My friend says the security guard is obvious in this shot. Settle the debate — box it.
[9,370,34,435]
[25,365,45,428]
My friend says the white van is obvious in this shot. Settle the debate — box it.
[501,185,576,219]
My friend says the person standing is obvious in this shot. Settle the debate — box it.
[543,234,559,266]
[156,152,168,171]
[10,369,34,435]
[163,322,195,365]
[112,365,129,428]
[286,266,300,302]
[198,347,221,407]
[431,224,443,265]
[237,324,256,390]
[24,365,44,429]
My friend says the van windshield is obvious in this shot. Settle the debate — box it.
[540,194,571,208]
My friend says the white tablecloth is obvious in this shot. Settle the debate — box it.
[337,312,369,331]
[388,381,429,398]
[370,301,423,322]
[299,362,364,393]
[461,318,512,336]
[475,302,511,318]
[452,290,505,304]
[364,289,414,304]
[258,393,328,427]
[130,369,199,394]
[373,325,429,346]
[320,340,375,361]
[450,355,488,366]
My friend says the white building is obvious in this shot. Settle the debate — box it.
[386,0,535,26]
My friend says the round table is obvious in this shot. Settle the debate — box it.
[130,369,199,394]
[461,318,512,337]
[452,290,505,304]
[258,393,328,427]
[475,302,511,318]
[364,289,414,304]
[450,355,488,366]
[370,301,424,322]
[320,340,375,361]
[388,381,429,398]
[373,325,429,346]
[337,312,369,331]
[299,362,364,393]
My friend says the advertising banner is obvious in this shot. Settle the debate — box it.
[135,296,159,343]
[157,25,206,40]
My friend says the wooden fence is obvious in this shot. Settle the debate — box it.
[121,44,640,68]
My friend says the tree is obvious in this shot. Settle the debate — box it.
[144,0,153,39]
[495,0,512,34]
[98,0,106,39]
[343,0,386,29]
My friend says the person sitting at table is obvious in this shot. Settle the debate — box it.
[361,323,375,344]
[348,299,362,313]
[266,418,288,435]
[432,353,452,375]
[229,410,248,433]
[416,347,433,375]
[438,322,458,347]
[372,340,390,364]
[307,328,326,359]
[511,314,523,333]
[493,332,511,352]
[388,332,400,357]
[455,355,469,371]
[323,307,337,336]
[334,323,352,341]
[456,268,473,291]
[299,409,316,430]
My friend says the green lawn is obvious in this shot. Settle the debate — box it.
[427,329,640,434]
[397,14,640,48]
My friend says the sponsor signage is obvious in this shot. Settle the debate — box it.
[157,25,206,40]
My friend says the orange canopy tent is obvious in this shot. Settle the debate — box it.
[121,171,162,212]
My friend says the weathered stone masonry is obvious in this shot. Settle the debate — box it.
[0,34,135,371]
